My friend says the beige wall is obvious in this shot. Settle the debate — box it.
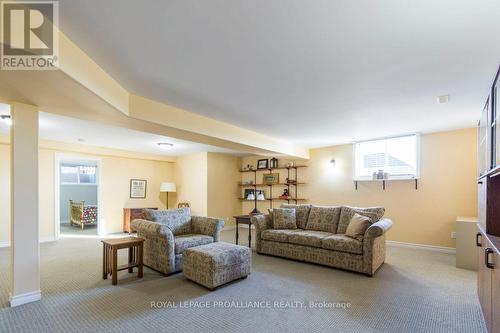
[240,128,477,248]
[207,153,241,225]
[0,142,174,244]
[174,152,208,216]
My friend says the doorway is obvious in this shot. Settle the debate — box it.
[55,155,102,238]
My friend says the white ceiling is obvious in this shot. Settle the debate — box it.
[0,106,243,156]
[55,1,500,146]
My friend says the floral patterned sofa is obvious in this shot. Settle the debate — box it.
[251,205,392,276]
[131,208,225,275]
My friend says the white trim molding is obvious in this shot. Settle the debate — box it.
[386,240,455,254]
[9,290,42,307]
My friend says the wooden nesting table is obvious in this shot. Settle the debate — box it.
[102,237,144,285]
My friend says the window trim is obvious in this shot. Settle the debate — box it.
[353,133,421,181]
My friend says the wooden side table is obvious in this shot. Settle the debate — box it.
[102,237,144,285]
[233,215,252,248]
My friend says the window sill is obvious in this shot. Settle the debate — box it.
[353,177,419,182]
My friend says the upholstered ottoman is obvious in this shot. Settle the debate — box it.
[183,242,251,290]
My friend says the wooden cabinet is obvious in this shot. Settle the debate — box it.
[123,207,157,234]
[477,228,500,333]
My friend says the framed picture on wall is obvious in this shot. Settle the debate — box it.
[130,179,147,199]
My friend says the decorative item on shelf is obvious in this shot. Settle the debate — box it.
[257,190,266,201]
[159,182,176,209]
[242,179,254,185]
[242,164,255,171]
[285,177,297,185]
[257,159,269,169]
[270,158,278,169]
[263,173,279,185]
[285,160,295,168]
[246,190,255,201]
[279,189,290,200]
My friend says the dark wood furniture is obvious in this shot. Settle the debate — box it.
[123,207,157,234]
[102,237,144,285]
[234,215,252,248]
[477,64,500,333]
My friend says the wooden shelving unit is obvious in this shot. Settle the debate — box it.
[239,165,307,211]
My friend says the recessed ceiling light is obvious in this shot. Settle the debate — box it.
[437,95,450,104]
[77,138,86,143]
[0,115,11,126]
[157,142,174,150]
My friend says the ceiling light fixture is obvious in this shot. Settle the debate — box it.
[157,142,174,150]
[0,115,12,126]
[437,95,450,104]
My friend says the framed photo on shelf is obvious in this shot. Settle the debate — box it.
[130,179,147,198]
[257,159,269,169]
[263,173,279,185]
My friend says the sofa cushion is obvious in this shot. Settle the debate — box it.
[272,208,297,229]
[146,207,192,235]
[305,206,341,233]
[261,229,299,243]
[322,234,363,255]
[345,213,372,241]
[337,206,385,234]
[174,234,214,254]
[280,204,312,229]
[288,230,333,248]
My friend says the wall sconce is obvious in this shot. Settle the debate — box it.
[330,159,336,166]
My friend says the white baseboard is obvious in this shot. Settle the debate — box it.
[9,290,41,307]
[386,240,455,254]
[0,236,56,248]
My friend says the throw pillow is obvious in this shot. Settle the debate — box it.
[305,206,342,233]
[272,208,297,229]
[345,213,372,240]
[337,206,385,234]
[280,204,312,229]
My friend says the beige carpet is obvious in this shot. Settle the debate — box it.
[0,229,486,332]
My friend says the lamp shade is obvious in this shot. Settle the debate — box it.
[160,182,176,192]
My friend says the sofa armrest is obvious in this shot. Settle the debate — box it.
[191,216,225,242]
[251,214,273,253]
[365,218,393,239]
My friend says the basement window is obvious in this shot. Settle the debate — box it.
[354,134,420,180]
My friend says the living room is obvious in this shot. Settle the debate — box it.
[0,1,499,332]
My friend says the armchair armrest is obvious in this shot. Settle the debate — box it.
[191,216,225,242]
[131,219,174,239]
[365,218,393,238]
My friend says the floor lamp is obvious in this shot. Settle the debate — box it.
[160,182,176,209]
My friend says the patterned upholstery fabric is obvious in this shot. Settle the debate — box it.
[131,214,224,275]
[254,206,393,276]
[288,230,333,248]
[322,234,363,254]
[174,234,214,254]
[145,208,192,235]
[305,206,341,233]
[337,206,385,234]
[191,216,225,241]
[183,242,251,289]
[272,208,297,229]
[261,229,299,243]
[280,204,312,229]
[82,205,98,224]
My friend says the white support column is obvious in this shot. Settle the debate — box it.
[9,102,40,307]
